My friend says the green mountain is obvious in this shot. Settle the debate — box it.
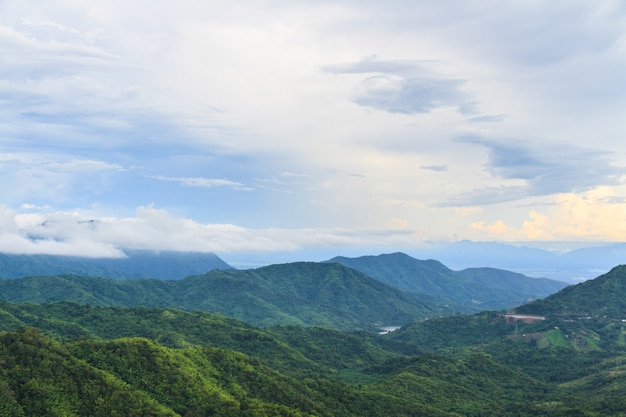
[1,327,400,417]
[0,262,444,330]
[3,326,557,417]
[0,301,394,378]
[0,250,233,280]
[3,296,626,416]
[6,259,626,417]
[327,252,568,312]
[3,257,626,415]
[516,264,626,317]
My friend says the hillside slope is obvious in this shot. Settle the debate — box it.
[0,262,444,330]
[0,301,396,378]
[1,328,416,417]
[327,252,568,311]
[516,264,626,317]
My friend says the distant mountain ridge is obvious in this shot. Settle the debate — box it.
[0,262,444,330]
[406,240,626,283]
[0,250,233,280]
[327,252,568,312]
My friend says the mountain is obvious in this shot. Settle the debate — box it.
[0,262,445,330]
[561,243,626,271]
[3,297,626,416]
[326,252,568,312]
[0,250,233,280]
[0,301,395,378]
[4,262,626,416]
[0,327,403,417]
[515,264,626,317]
[407,240,625,283]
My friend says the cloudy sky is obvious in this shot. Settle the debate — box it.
[1,1,626,260]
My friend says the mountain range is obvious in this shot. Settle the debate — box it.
[223,240,626,283]
[405,240,626,283]
[0,262,441,330]
[0,251,569,329]
[2,263,626,415]
[327,252,567,312]
[3,240,624,284]
[0,250,232,280]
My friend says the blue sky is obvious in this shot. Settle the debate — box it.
[1,1,626,259]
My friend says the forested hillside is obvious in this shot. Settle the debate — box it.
[516,264,626,317]
[3,290,626,416]
[0,262,444,330]
[328,252,567,311]
[1,261,626,415]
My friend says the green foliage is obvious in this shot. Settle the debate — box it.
[383,311,512,353]
[3,302,626,416]
[517,264,626,317]
[0,328,178,416]
[364,351,545,416]
[0,328,464,416]
[0,262,439,330]
[2,262,626,415]
[0,301,398,379]
[328,252,567,312]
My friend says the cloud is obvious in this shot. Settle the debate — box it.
[0,205,422,257]
[149,176,251,190]
[47,159,124,173]
[0,205,124,257]
[447,136,623,206]
[0,153,127,206]
[324,57,476,115]
[1,2,626,247]
[467,187,626,242]
[468,114,506,123]
[421,165,447,172]
[0,16,234,159]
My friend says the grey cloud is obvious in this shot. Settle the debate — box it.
[469,114,506,123]
[446,136,623,206]
[324,57,476,115]
[354,75,471,115]
[421,165,447,172]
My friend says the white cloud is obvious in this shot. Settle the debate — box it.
[467,186,626,242]
[0,205,424,257]
[1,1,626,248]
[149,175,251,190]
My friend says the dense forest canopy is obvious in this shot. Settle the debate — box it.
[1,261,626,415]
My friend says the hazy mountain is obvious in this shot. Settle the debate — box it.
[223,240,625,283]
[561,243,626,270]
[407,240,625,283]
[326,252,568,312]
[0,250,233,280]
[0,262,445,330]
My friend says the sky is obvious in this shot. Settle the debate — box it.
[1,1,626,260]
